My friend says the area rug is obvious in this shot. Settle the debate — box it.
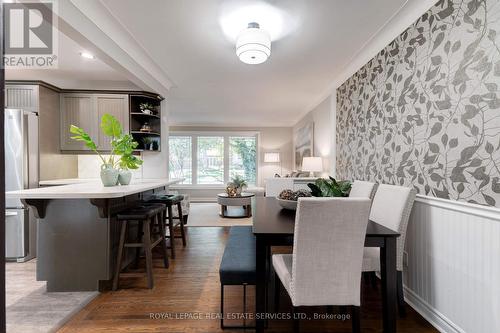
[6,260,98,333]
[187,203,253,227]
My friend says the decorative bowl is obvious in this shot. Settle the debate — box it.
[276,198,298,210]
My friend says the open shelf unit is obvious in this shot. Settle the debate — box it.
[129,93,163,151]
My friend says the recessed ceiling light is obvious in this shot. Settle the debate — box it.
[79,52,95,59]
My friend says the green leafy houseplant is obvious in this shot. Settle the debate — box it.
[139,102,155,113]
[307,177,351,197]
[69,114,143,186]
[231,175,248,189]
[142,137,153,150]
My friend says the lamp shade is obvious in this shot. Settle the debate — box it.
[236,22,271,65]
[301,157,322,172]
[264,152,280,163]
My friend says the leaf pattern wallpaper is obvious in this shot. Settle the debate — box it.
[336,0,500,206]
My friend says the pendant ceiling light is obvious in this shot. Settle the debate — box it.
[236,22,271,65]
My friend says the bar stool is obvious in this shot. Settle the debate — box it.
[145,194,186,259]
[112,203,169,290]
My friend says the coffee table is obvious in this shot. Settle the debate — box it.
[217,192,255,218]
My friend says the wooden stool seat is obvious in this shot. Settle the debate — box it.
[112,203,169,290]
[116,203,164,220]
[144,194,187,259]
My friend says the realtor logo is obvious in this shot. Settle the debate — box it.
[3,1,58,68]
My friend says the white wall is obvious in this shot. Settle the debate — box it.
[405,196,500,333]
[293,95,333,177]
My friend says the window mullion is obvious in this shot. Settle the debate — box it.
[224,135,230,183]
[192,135,197,185]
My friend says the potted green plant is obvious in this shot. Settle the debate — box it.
[113,134,143,185]
[307,176,351,197]
[227,175,248,196]
[69,114,143,186]
[139,102,155,115]
[142,137,153,150]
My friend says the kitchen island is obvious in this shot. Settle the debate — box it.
[6,178,183,292]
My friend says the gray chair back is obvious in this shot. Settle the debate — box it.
[291,197,371,306]
[369,184,417,270]
[349,180,378,199]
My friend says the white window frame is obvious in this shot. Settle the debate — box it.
[169,131,260,188]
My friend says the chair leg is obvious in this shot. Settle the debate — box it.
[351,306,360,333]
[243,284,247,328]
[274,272,281,312]
[292,306,300,333]
[369,271,378,289]
[183,214,188,225]
[220,284,224,329]
[167,204,176,259]
[158,211,169,268]
[177,202,187,246]
[143,219,154,289]
[134,221,143,269]
[112,221,128,291]
[397,270,406,317]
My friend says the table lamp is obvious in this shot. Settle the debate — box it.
[301,156,322,177]
[264,152,282,176]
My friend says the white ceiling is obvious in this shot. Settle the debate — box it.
[101,0,408,127]
[6,31,139,90]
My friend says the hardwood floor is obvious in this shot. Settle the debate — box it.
[59,227,437,333]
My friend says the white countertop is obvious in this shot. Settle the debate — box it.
[39,178,99,186]
[7,178,184,199]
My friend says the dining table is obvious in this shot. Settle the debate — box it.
[252,197,400,333]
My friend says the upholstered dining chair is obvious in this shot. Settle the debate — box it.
[272,197,371,333]
[362,184,417,317]
[349,180,378,200]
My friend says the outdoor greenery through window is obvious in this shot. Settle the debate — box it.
[169,133,258,185]
[229,137,257,185]
[198,136,224,184]
[168,136,192,184]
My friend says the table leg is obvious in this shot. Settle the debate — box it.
[381,237,397,333]
[256,236,267,333]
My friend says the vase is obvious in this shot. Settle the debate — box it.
[236,186,243,196]
[100,164,119,187]
[118,169,132,185]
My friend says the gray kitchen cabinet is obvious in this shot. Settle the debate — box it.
[60,93,129,151]
[96,94,129,151]
[60,94,96,151]
[5,84,39,111]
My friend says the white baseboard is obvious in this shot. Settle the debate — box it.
[404,287,465,333]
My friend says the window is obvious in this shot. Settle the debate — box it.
[168,136,192,184]
[197,136,224,184]
[229,136,257,185]
[168,133,258,186]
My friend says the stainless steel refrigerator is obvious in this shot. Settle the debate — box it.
[5,108,39,262]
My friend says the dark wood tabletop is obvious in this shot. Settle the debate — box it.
[252,197,400,238]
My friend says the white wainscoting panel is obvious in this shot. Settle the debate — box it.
[404,195,500,333]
